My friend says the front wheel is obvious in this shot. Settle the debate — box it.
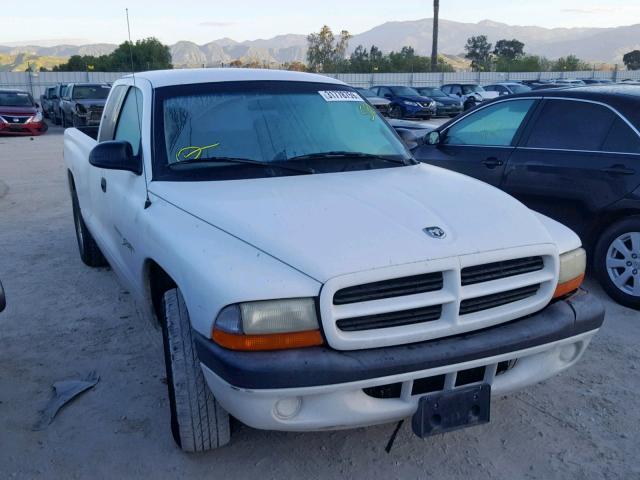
[594,216,640,309]
[388,105,403,119]
[161,288,231,452]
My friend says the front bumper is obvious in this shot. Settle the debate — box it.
[0,121,47,136]
[197,290,603,431]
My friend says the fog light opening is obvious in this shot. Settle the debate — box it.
[559,342,581,363]
[274,397,302,420]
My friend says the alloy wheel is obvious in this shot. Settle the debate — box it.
[606,232,640,297]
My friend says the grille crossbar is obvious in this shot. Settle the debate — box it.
[459,284,540,315]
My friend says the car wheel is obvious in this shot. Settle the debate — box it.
[61,113,67,128]
[389,105,403,119]
[53,111,61,126]
[161,288,231,452]
[594,216,640,309]
[463,100,476,111]
[71,189,107,267]
[72,115,81,128]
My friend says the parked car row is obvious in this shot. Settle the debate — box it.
[395,84,640,309]
[40,83,111,128]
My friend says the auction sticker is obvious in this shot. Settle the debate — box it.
[318,90,363,102]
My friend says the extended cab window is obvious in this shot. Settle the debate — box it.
[154,81,411,181]
[114,88,143,156]
[525,100,616,151]
[443,99,535,146]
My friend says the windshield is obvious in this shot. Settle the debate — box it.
[390,86,420,96]
[461,85,485,94]
[357,88,376,98]
[418,88,447,98]
[72,85,110,100]
[154,81,410,181]
[508,84,532,93]
[0,91,34,107]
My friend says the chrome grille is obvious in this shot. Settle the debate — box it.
[0,115,30,124]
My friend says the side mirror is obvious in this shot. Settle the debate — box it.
[89,141,142,175]
[0,279,5,313]
[426,130,441,145]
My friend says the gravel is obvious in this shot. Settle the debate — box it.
[0,124,638,479]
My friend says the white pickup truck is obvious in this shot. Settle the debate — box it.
[64,69,604,452]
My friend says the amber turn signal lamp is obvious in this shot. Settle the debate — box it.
[212,329,323,351]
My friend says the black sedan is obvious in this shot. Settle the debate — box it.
[414,87,463,117]
[410,85,640,309]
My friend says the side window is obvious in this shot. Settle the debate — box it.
[98,85,128,143]
[484,86,495,92]
[443,99,535,146]
[602,118,640,154]
[114,88,143,156]
[452,86,462,96]
[441,86,450,94]
[525,100,615,151]
[379,87,391,97]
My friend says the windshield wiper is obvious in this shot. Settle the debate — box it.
[169,156,315,174]
[287,151,415,166]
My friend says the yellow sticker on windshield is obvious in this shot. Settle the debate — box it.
[358,103,377,121]
[176,143,220,162]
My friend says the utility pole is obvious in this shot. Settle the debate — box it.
[430,0,439,72]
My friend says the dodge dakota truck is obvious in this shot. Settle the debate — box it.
[63,69,604,452]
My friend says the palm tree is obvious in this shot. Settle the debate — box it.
[430,0,439,72]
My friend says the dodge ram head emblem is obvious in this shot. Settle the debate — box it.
[424,226,446,239]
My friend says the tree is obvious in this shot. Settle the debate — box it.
[349,45,371,73]
[53,37,171,72]
[283,61,307,72]
[464,35,493,71]
[623,50,640,70]
[495,54,550,72]
[431,0,439,72]
[493,39,524,61]
[306,25,351,72]
[551,54,590,72]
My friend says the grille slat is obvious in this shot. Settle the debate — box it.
[336,304,442,332]
[461,257,543,286]
[333,272,443,305]
[459,284,540,315]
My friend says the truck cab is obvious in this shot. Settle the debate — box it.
[63,69,604,452]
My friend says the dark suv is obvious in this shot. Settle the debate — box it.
[369,85,436,119]
[412,85,640,309]
[59,83,111,128]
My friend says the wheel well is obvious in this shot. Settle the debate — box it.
[67,170,76,194]
[587,209,640,249]
[147,260,177,323]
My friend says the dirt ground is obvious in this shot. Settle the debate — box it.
[0,123,639,480]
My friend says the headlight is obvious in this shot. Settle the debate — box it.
[212,298,322,351]
[403,101,419,107]
[27,112,43,123]
[554,248,586,298]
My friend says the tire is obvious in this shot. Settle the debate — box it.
[53,111,61,126]
[71,190,107,267]
[72,114,81,128]
[464,100,476,111]
[161,288,230,452]
[61,113,67,128]
[389,105,403,119]
[594,216,640,310]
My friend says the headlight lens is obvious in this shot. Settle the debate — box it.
[28,112,43,123]
[554,248,586,298]
[212,298,322,351]
[403,100,419,107]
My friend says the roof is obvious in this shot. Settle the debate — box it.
[501,84,640,124]
[129,68,345,88]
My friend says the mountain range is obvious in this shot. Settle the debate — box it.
[2,18,640,70]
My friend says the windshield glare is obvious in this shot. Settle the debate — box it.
[158,82,409,178]
[0,92,34,107]
[72,85,111,100]
[461,85,485,94]
[390,86,420,96]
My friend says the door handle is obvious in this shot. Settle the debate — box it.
[100,177,107,193]
[600,165,636,175]
[482,157,504,169]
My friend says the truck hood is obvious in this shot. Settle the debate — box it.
[0,105,37,116]
[150,164,556,282]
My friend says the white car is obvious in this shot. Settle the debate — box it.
[440,83,500,110]
[63,68,604,452]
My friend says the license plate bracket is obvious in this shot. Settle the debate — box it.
[412,384,490,438]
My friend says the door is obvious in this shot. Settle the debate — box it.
[413,98,538,186]
[100,86,147,290]
[503,99,640,238]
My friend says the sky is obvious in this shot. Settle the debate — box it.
[2,0,640,46]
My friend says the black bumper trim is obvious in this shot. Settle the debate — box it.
[195,289,604,390]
